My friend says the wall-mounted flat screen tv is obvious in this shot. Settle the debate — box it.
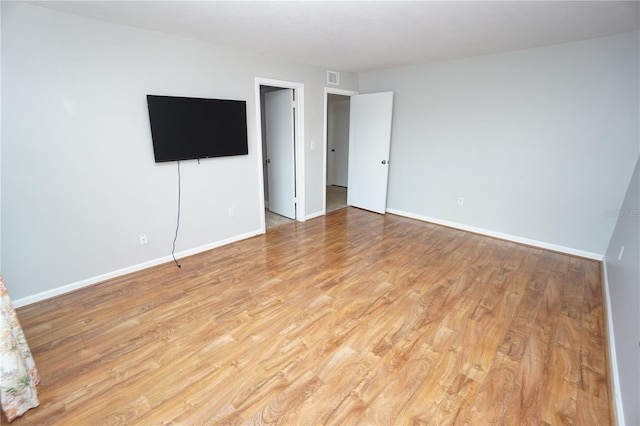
[147,95,248,162]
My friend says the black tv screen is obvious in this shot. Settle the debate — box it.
[147,95,248,162]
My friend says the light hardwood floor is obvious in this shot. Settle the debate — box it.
[10,208,611,425]
[265,185,347,229]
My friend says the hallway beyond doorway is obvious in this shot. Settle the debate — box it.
[266,185,347,229]
[326,185,347,213]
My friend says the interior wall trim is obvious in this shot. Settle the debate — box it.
[255,77,306,229]
[12,229,263,309]
[601,261,625,425]
[386,208,603,261]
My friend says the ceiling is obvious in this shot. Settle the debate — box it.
[28,1,640,72]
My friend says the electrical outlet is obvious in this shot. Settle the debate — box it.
[458,197,464,206]
[139,233,148,245]
[228,207,235,217]
[618,245,624,261]
[310,140,316,150]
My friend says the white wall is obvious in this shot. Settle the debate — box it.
[604,155,639,426]
[359,32,639,257]
[1,2,357,303]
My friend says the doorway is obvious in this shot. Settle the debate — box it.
[323,88,358,214]
[324,89,394,215]
[256,78,305,231]
[326,94,350,212]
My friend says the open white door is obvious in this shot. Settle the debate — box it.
[265,88,296,219]
[347,92,394,214]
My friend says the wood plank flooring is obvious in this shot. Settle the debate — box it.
[9,207,610,425]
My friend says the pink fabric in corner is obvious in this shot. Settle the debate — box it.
[0,275,40,422]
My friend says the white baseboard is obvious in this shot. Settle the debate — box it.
[305,210,325,221]
[601,261,625,425]
[386,208,603,261]
[12,229,263,308]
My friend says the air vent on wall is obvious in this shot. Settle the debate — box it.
[327,70,340,85]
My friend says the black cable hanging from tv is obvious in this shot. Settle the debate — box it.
[172,160,182,268]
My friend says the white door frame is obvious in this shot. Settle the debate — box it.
[264,88,296,219]
[322,87,358,215]
[255,77,305,232]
